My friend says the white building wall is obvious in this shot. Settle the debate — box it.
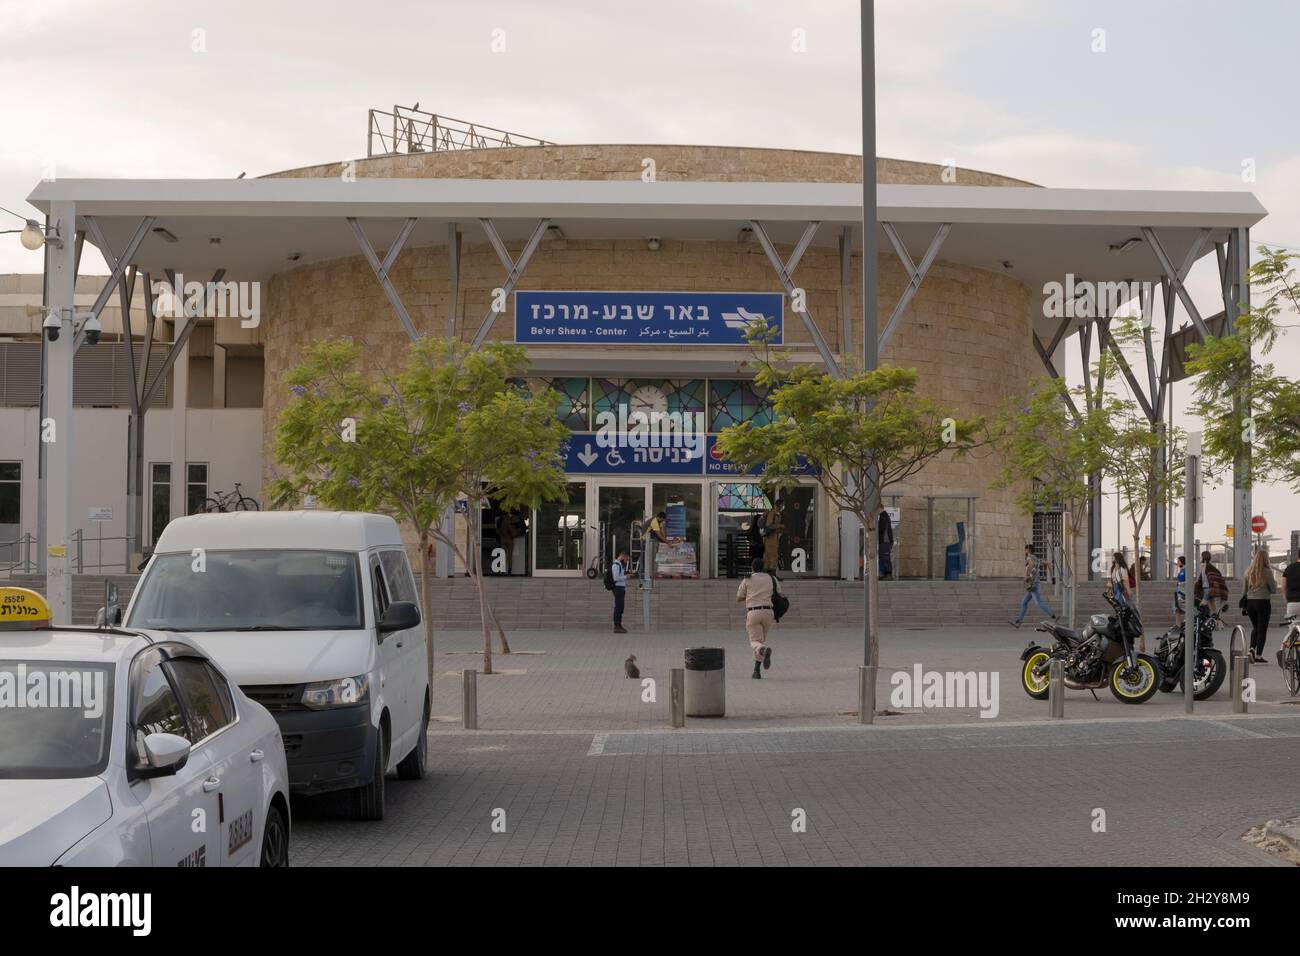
[0,405,262,572]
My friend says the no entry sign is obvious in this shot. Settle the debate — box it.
[1251,515,1268,534]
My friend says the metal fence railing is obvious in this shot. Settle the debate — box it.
[71,528,136,574]
[0,533,36,575]
[367,105,552,158]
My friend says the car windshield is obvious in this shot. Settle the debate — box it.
[0,661,114,779]
[126,549,363,631]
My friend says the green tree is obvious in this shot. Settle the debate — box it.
[715,338,986,682]
[1096,397,1185,616]
[269,338,569,678]
[994,377,1109,626]
[1186,247,1300,491]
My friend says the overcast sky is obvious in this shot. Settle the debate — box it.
[1,0,1296,553]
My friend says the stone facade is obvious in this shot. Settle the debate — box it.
[261,146,1043,579]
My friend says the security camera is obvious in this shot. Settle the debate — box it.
[43,311,60,342]
[83,315,102,346]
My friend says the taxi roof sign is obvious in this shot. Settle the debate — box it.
[0,587,53,630]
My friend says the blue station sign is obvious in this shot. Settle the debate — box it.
[515,290,783,346]
[564,433,704,475]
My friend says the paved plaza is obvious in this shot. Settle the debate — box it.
[293,621,1300,866]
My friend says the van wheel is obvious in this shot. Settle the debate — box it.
[259,804,289,867]
[397,695,430,781]
[350,728,387,821]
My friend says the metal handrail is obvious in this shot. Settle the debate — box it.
[0,532,36,575]
[367,105,552,158]
[70,528,135,574]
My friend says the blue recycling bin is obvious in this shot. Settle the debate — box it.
[943,521,967,580]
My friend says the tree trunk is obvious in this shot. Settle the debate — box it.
[487,600,511,655]
[1132,530,1145,651]
[418,529,435,692]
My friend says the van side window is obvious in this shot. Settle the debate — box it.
[379,549,417,605]
[370,556,391,626]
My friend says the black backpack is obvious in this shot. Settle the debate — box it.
[770,573,790,622]
[602,565,616,591]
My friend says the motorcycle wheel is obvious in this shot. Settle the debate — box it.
[1021,650,1052,700]
[1108,654,1161,704]
[1185,649,1226,701]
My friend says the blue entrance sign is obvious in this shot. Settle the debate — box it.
[515,291,783,346]
[564,432,704,475]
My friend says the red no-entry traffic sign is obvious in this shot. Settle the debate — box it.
[1251,514,1268,534]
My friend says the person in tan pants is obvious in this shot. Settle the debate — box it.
[737,557,776,678]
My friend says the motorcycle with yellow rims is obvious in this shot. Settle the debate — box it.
[1019,591,1162,704]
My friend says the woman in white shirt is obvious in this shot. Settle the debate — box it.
[1110,552,1134,608]
[737,557,776,679]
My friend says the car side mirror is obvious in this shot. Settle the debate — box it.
[141,732,191,775]
[95,605,123,626]
[378,601,420,634]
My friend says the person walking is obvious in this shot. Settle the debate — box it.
[762,498,785,572]
[1109,552,1134,608]
[611,550,629,634]
[736,557,776,678]
[1243,549,1278,664]
[1193,550,1229,616]
[1011,544,1056,628]
[1284,551,1300,621]
[1173,555,1187,629]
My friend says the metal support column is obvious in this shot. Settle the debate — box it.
[1229,228,1252,575]
[750,220,841,377]
[470,218,549,349]
[45,201,76,623]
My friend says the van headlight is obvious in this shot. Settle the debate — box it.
[301,675,369,709]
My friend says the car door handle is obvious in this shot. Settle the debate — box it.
[202,776,221,793]
[249,749,264,763]
[396,640,404,648]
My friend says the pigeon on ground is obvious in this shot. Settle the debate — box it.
[625,655,640,679]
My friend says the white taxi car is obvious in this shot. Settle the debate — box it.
[0,587,291,867]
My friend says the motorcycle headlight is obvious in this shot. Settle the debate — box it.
[301,675,369,709]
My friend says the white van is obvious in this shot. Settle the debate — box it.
[125,511,429,820]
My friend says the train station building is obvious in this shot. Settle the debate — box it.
[11,109,1267,618]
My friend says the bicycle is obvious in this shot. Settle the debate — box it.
[1277,614,1300,697]
[198,482,261,514]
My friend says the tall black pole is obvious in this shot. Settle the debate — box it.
[861,0,878,669]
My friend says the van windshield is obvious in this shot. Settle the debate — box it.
[126,550,363,632]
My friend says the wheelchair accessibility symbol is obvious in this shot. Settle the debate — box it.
[605,448,626,467]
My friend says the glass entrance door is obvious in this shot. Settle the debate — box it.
[534,482,586,575]
[595,485,650,573]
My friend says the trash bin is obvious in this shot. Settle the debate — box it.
[684,647,725,717]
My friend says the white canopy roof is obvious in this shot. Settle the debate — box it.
[28,177,1267,346]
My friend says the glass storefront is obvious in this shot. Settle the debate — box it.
[652,482,701,578]
[535,482,586,573]
[595,485,646,571]
[927,496,977,580]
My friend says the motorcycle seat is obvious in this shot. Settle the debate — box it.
[1049,623,1081,642]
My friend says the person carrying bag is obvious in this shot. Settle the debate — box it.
[737,558,785,679]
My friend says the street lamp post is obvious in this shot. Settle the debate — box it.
[858,0,879,724]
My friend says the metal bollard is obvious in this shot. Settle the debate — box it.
[670,667,685,728]
[462,669,478,729]
[1048,658,1065,718]
[858,665,876,725]
[1229,625,1250,715]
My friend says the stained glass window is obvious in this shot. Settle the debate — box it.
[537,377,590,431]
[715,482,771,511]
[708,379,773,431]
[592,379,704,417]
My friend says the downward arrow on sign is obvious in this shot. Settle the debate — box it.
[577,443,599,467]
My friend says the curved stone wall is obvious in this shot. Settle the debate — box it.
[261,147,1040,578]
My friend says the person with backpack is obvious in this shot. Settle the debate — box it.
[1011,543,1056,628]
[1193,550,1229,616]
[605,550,629,634]
[1109,552,1135,608]
[736,557,779,678]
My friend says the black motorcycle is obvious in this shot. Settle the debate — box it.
[1153,603,1226,700]
[1019,591,1162,704]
